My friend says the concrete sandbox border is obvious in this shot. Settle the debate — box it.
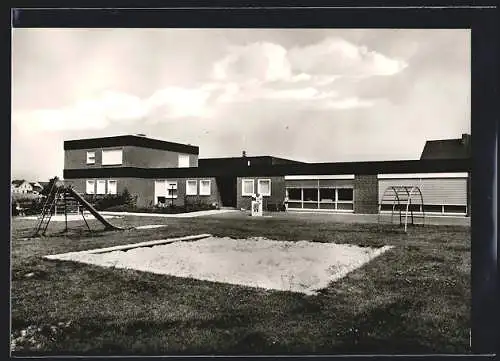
[43,233,212,259]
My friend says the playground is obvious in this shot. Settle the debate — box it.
[10,194,471,355]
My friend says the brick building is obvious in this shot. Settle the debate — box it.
[63,133,471,216]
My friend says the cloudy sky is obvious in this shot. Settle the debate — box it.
[12,28,470,181]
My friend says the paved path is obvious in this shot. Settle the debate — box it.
[208,210,471,227]
[18,214,121,222]
[100,209,239,218]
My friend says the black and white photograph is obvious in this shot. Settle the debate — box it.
[10,22,478,355]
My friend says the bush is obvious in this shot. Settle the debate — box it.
[11,196,45,216]
[93,188,137,211]
[103,204,136,212]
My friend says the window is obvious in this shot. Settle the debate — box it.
[303,188,318,202]
[241,179,254,196]
[86,180,95,194]
[319,188,336,203]
[200,180,211,196]
[86,151,96,164]
[257,179,271,196]
[96,180,106,195]
[338,188,353,201]
[102,149,123,165]
[287,188,301,201]
[444,205,467,214]
[178,154,190,168]
[167,181,178,199]
[186,180,197,195]
[107,180,117,195]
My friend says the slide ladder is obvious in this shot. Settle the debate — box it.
[32,178,125,236]
[32,180,63,236]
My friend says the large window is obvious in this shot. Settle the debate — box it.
[107,180,117,195]
[287,188,301,200]
[86,180,95,194]
[303,188,318,202]
[319,188,335,203]
[242,179,254,196]
[199,180,211,196]
[257,179,271,196]
[186,180,197,195]
[86,151,95,164]
[336,188,354,211]
[178,154,190,168]
[96,180,106,195]
[286,186,354,211]
[102,149,123,165]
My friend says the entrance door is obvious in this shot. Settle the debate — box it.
[216,176,237,207]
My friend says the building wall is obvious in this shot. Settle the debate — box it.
[65,176,219,208]
[64,146,198,170]
[236,176,286,210]
[124,147,198,168]
[354,174,379,214]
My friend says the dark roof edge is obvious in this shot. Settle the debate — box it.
[64,158,471,179]
[64,135,199,155]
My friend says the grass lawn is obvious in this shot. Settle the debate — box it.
[10,214,470,355]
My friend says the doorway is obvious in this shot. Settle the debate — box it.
[216,176,237,208]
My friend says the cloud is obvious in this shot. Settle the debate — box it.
[212,37,407,84]
[288,37,408,77]
[146,86,214,120]
[13,87,216,132]
[13,36,407,133]
[323,97,375,110]
[213,42,292,82]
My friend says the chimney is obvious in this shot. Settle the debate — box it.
[242,150,247,158]
[461,133,471,146]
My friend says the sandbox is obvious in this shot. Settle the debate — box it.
[45,235,392,295]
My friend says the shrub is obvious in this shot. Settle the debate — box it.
[93,189,137,211]
[11,196,44,216]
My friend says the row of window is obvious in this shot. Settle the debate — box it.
[186,179,211,196]
[379,204,467,215]
[86,149,123,166]
[86,149,191,167]
[155,179,212,202]
[86,179,118,195]
[242,179,271,196]
[286,187,354,211]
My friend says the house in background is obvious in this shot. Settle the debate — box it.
[29,182,44,194]
[11,180,34,194]
[420,133,471,160]
[62,133,471,217]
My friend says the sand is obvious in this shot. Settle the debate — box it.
[47,236,392,295]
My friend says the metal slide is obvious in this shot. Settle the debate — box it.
[65,187,125,231]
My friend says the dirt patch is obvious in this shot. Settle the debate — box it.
[46,237,392,295]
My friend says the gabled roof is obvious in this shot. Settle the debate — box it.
[64,135,199,155]
[420,134,471,160]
